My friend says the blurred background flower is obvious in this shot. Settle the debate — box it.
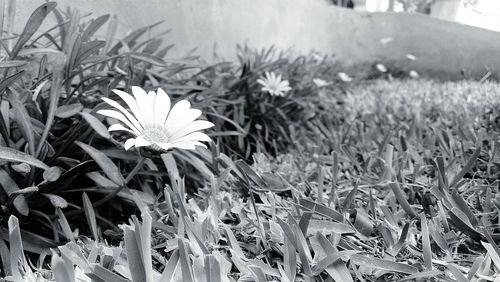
[257,71,292,96]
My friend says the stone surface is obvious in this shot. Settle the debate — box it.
[13,0,500,80]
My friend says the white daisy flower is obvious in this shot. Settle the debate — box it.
[257,71,292,97]
[313,78,332,88]
[409,70,419,78]
[337,72,353,82]
[376,63,387,73]
[379,37,393,44]
[97,86,214,151]
[406,54,417,61]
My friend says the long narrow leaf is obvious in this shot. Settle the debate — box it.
[76,142,125,186]
[10,2,57,57]
[0,146,49,170]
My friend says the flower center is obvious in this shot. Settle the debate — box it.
[267,81,281,91]
[142,126,169,143]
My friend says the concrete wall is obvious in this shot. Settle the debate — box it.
[431,0,462,20]
[15,0,335,61]
[13,0,500,80]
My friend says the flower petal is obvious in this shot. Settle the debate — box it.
[112,89,145,126]
[108,124,139,135]
[164,100,191,130]
[169,120,214,140]
[257,79,267,87]
[134,135,152,147]
[102,97,143,132]
[97,109,141,134]
[124,138,136,150]
[171,141,206,150]
[154,88,171,125]
[132,86,155,126]
[170,141,196,150]
[166,108,202,136]
[171,132,212,143]
[157,142,172,151]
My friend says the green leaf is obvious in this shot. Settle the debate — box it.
[248,266,267,282]
[447,208,482,240]
[399,270,444,281]
[0,169,28,216]
[350,254,417,274]
[353,208,374,237]
[51,253,74,282]
[159,250,179,281]
[0,60,27,68]
[75,142,125,186]
[75,40,105,65]
[56,208,74,242]
[7,88,36,155]
[82,192,99,241]
[55,103,83,118]
[293,223,312,276]
[0,227,57,254]
[80,112,110,139]
[0,71,25,145]
[314,234,354,282]
[8,216,25,281]
[0,146,49,170]
[36,68,63,157]
[89,264,131,282]
[11,2,57,58]
[307,219,355,235]
[81,14,110,41]
[299,199,344,222]
[420,214,432,270]
[43,193,68,209]
[446,263,469,282]
[388,182,417,218]
[122,213,155,282]
[178,239,194,282]
[127,52,167,66]
[449,146,481,188]
[283,233,296,282]
[161,152,180,190]
[0,240,11,277]
[450,190,478,227]
[11,163,30,174]
[42,166,62,182]
[341,184,357,213]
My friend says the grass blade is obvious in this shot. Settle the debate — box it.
[420,214,432,270]
[388,182,417,218]
[449,146,481,188]
[350,254,417,274]
[0,169,28,216]
[82,192,99,241]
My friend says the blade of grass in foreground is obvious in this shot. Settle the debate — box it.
[350,254,418,274]
[388,182,417,218]
[420,214,432,270]
[449,146,481,188]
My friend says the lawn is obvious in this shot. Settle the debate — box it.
[1,3,500,282]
